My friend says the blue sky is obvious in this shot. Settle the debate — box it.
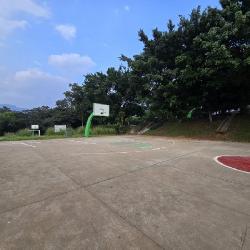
[0,0,220,108]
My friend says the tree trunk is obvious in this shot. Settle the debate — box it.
[208,111,213,123]
[81,113,84,127]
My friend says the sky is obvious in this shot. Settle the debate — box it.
[0,0,220,109]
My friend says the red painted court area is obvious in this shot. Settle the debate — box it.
[216,156,250,173]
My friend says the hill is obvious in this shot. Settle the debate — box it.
[146,115,250,143]
[0,104,25,112]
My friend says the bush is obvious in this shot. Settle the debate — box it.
[65,127,74,137]
[74,126,85,135]
[45,127,55,136]
[92,126,117,135]
[3,132,15,137]
[127,115,143,125]
[16,129,32,136]
[117,125,128,134]
[56,129,67,136]
[45,127,65,136]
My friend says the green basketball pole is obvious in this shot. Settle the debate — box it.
[187,108,196,119]
[84,112,94,137]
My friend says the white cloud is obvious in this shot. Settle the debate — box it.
[14,68,64,82]
[114,5,130,16]
[0,0,50,39]
[124,5,130,11]
[0,0,50,18]
[0,68,68,108]
[48,53,96,73]
[55,24,76,40]
[0,18,28,38]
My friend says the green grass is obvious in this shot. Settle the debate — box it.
[0,125,118,142]
[1,116,248,142]
[74,126,85,135]
[91,125,117,135]
[146,115,250,142]
[16,128,33,136]
[229,115,250,142]
[0,134,71,141]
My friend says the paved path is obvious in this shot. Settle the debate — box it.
[0,136,249,249]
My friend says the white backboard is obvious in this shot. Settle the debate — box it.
[93,103,109,117]
[54,125,66,133]
[31,125,39,130]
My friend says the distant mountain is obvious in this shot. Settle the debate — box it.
[0,104,25,111]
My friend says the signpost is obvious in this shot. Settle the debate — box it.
[84,103,110,137]
[54,125,67,133]
[31,125,39,130]
[30,125,40,136]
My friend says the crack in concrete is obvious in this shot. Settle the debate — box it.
[86,188,165,250]
[240,224,248,250]
[34,149,165,248]
[140,170,250,218]
[84,149,201,188]
[0,187,81,216]
[39,152,165,249]
[2,138,249,249]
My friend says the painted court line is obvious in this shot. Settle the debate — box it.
[69,140,97,144]
[214,155,250,174]
[11,142,36,148]
[19,142,36,148]
[75,147,169,155]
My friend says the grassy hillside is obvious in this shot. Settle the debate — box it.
[146,115,250,142]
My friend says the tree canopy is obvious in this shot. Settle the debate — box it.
[62,0,249,123]
[1,0,249,135]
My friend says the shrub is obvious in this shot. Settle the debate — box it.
[127,115,143,125]
[56,129,67,136]
[45,127,65,136]
[92,126,117,135]
[65,127,73,137]
[4,132,15,137]
[16,129,32,136]
[45,127,55,136]
[46,127,73,137]
[74,126,85,135]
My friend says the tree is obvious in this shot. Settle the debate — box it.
[0,112,18,135]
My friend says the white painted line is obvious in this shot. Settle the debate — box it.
[69,139,96,144]
[76,147,169,155]
[11,142,37,148]
[11,142,21,145]
[214,155,250,174]
[81,152,109,155]
[21,142,36,148]
[157,139,175,144]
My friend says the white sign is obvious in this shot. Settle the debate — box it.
[93,103,109,117]
[54,125,67,133]
[31,125,39,130]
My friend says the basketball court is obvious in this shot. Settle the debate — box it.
[0,135,249,249]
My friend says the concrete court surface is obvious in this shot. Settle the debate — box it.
[0,135,249,250]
